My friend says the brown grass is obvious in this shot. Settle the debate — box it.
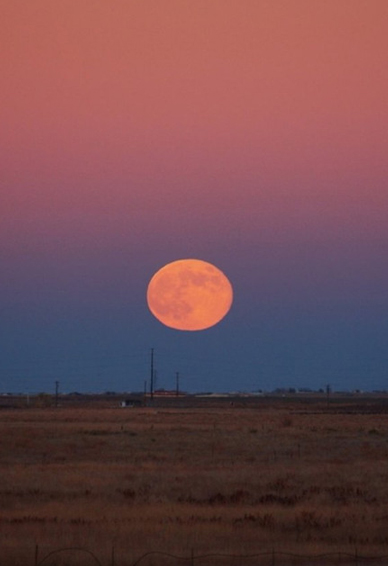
[0,399,388,564]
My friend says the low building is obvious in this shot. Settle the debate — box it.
[120,397,144,408]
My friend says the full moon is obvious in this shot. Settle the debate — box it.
[147,259,233,331]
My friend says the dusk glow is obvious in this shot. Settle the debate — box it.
[1,1,387,393]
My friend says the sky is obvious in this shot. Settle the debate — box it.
[1,0,387,394]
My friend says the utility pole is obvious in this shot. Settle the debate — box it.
[153,370,158,391]
[176,372,180,397]
[150,348,154,401]
[55,380,59,408]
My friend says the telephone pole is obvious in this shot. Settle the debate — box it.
[150,348,154,401]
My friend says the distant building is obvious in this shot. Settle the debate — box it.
[120,398,144,408]
[153,389,186,397]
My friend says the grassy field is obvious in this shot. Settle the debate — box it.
[1,396,388,565]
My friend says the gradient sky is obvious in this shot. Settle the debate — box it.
[1,0,387,394]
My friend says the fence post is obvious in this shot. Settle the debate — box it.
[34,544,39,566]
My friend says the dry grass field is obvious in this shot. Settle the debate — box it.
[1,395,388,565]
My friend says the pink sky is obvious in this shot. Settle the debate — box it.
[1,1,387,392]
[2,0,387,250]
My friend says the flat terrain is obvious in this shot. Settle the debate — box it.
[1,396,388,565]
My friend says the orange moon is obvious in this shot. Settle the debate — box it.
[147,259,233,331]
